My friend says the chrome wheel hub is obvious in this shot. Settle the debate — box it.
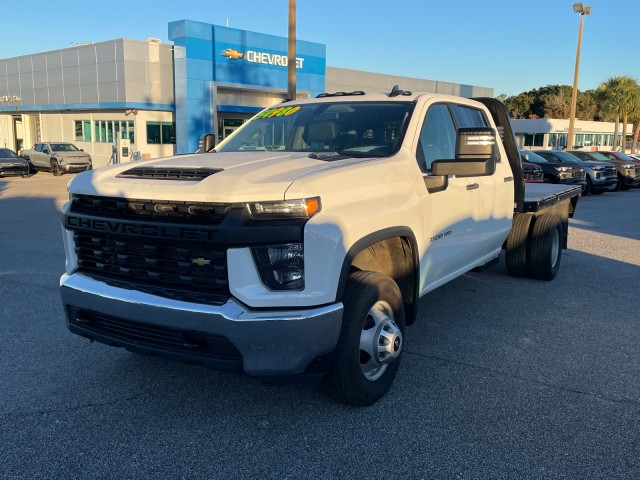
[359,300,403,381]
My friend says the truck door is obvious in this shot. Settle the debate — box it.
[415,102,509,294]
[447,103,512,263]
[32,143,45,167]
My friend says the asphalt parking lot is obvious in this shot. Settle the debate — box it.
[1,173,639,480]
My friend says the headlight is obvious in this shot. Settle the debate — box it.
[622,164,636,169]
[555,166,571,172]
[591,165,605,171]
[252,243,304,290]
[246,197,321,220]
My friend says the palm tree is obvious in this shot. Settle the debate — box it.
[596,76,640,152]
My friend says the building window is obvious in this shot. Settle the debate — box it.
[147,121,176,144]
[74,120,92,141]
[92,120,135,143]
[524,133,544,147]
[549,133,567,148]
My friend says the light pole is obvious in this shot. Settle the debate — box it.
[287,0,296,101]
[567,2,592,151]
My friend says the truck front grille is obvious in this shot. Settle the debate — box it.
[74,231,229,303]
[523,170,543,181]
[604,166,616,177]
[71,195,233,225]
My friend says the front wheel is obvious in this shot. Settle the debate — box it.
[617,174,629,191]
[51,160,62,176]
[326,271,405,406]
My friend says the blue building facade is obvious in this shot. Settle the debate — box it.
[169,20,326,153]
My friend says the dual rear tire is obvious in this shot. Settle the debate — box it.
[505,213,562,281]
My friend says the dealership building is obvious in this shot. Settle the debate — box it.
[512,118,634,151]
[0,20,493,167]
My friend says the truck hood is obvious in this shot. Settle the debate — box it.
[67,151,371,202]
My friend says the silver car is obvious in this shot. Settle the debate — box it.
[22,142,92,176]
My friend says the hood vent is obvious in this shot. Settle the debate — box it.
[117,167,223,181]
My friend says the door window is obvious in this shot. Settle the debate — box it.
[416,104,456,171]
[449,104,488,128]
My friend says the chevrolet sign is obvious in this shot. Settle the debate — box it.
[221,48,304,69]
[221,49,244,60]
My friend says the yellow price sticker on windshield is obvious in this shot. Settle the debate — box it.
[256,106,301,119]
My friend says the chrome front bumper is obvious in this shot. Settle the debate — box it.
[60,273,343,376]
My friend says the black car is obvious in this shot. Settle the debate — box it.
[535,150,618,195]
[519,150,587,191]
[0,148,30,178]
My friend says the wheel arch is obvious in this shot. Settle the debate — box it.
[336,227,420,326]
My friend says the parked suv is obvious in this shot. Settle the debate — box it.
[518,155,544,183]
[535,150,617,195]
[520,150,586,191]
[592,151,640,190]
[20,142,92,176]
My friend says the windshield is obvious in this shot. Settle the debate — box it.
[610,152,636,162]
[551,151,582,163]
[520,151,548,163]
[582,152,610,161]
[217,101,415,158]
[0,148,19,158]
[51,143,80,152]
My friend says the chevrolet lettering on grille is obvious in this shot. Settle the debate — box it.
[64,215,218,242]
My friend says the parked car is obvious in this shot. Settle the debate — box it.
[20,142,92,176]
[519,150,586,191]
[589,151,640,190]
[0,148,30,177]
[519,156,544,183]
[535,150,617,195]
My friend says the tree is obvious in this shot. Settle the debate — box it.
[502,92,534,119]
[543,89,572,118]
[596,76,640,152]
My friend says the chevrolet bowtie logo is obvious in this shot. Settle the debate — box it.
[222,49,244,60]
[192,258,211,266]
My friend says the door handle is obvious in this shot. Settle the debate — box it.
[504,176,514,182]
[466,183,479,190]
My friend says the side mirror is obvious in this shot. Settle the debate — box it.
[43,148,49,154]
[198,133,216,153]
[431,127,497,177]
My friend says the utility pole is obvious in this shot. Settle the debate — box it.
[287,0,296,101]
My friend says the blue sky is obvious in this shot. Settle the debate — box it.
[1,0,635,96]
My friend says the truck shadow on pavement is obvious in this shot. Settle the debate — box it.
[4,188,640,479]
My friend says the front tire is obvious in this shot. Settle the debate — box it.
[530,215,562,281]
[327,271,405,406]
[51,160,62,176]
[617,174,629,191]
[583,177,592,195]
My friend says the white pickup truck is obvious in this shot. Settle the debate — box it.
[59,89,579,405]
